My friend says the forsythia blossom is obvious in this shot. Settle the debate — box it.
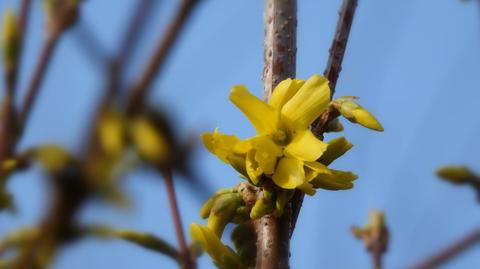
[203,75,380,195]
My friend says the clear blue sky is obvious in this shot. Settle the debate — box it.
[1,0,479,268]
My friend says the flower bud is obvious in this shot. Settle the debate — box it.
[1,10,19,72]
[334,97,383,132]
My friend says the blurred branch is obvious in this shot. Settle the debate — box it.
[408,228,480,269]
[352,210,389,269]
[0,0,32,162]
[163,169,196,269]
[72,22,108,67]
[84,225,180,261]
[126,0,199,115]
[18,31,60,128]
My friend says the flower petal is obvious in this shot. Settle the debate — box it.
[272,157,305,189]
[284,130,328,162]
[281,75,330,130]
[190,224,244,269]
[230,85,278,134]
[304,161,332,181]
[310,170,358,190]
[269,79,305,109]
[202,129,240,163]
[251,136,282,175]
[319,136,353,165]
[246,149,263,185]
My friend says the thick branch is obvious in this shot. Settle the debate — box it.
[256,1,297,269]
[408,228,480,269]
[127,0,199,115]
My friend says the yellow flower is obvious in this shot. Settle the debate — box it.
[204,75,355,193]
[190,224,245,269]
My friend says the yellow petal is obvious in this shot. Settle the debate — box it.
[251,136,282,175]
[284,130,327,162]
[269,79,305,109]
[227,153,248,178]
[281,75,330,130]
[34,145,72,173]
[351,108,384,131]
[229,85,278,134]
[190,224,243,268]
[202,129,240,163]
[311,170,358,190]
[304,161,332,181]
[246,149,263,185]
[297,182,316,196]
[319,137,353,165]
[272,157,305,189]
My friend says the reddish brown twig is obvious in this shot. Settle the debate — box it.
[408,228,480,269]
[127,0,199,115]
[18,32,60,128]
[163,169,196,269]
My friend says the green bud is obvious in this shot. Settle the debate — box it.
[207,193,242,237]
[436,166,478,185]
[274,189,294,217]
[200,188,234,219]
[1,10,19,72]
[250,190,275,220]
[333,97,384,132]
[319,137,353,166]
[33,145,74,174]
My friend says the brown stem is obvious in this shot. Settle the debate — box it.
[127,0,199,115]
[372,246,383,269]
[256,1,297,268]
[0,0,32,162]
[18,32,60,128]
[323,0,358,96]
[163,169,195,269]
[408,228,480,269]
[104,0,156,104]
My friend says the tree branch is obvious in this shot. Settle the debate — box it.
[256,1,297,268]
[163,169,196,269]
[408,228,480,269]
[18,31,60,129]
[127,0,199,115]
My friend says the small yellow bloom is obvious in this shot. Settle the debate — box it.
[204,75,332,191]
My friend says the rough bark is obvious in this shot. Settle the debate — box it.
[256,1,297,269]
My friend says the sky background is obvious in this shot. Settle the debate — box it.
[1,0,480,268]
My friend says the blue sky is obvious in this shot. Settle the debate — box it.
[1,0,479,268]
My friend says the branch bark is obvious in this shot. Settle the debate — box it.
[127,0,199,115]
[408,228,480,269]
[256,1,297,269]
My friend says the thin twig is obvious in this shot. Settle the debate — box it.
[18,32,60,128]
[323,0,358,96]
[127,0,199,115]
[408,228,480,269]
[104,0,156,106]
[162,169,195,269]
[0,0,32,161]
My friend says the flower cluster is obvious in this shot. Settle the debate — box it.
[191,75,383,268]
[203,74,382,195]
